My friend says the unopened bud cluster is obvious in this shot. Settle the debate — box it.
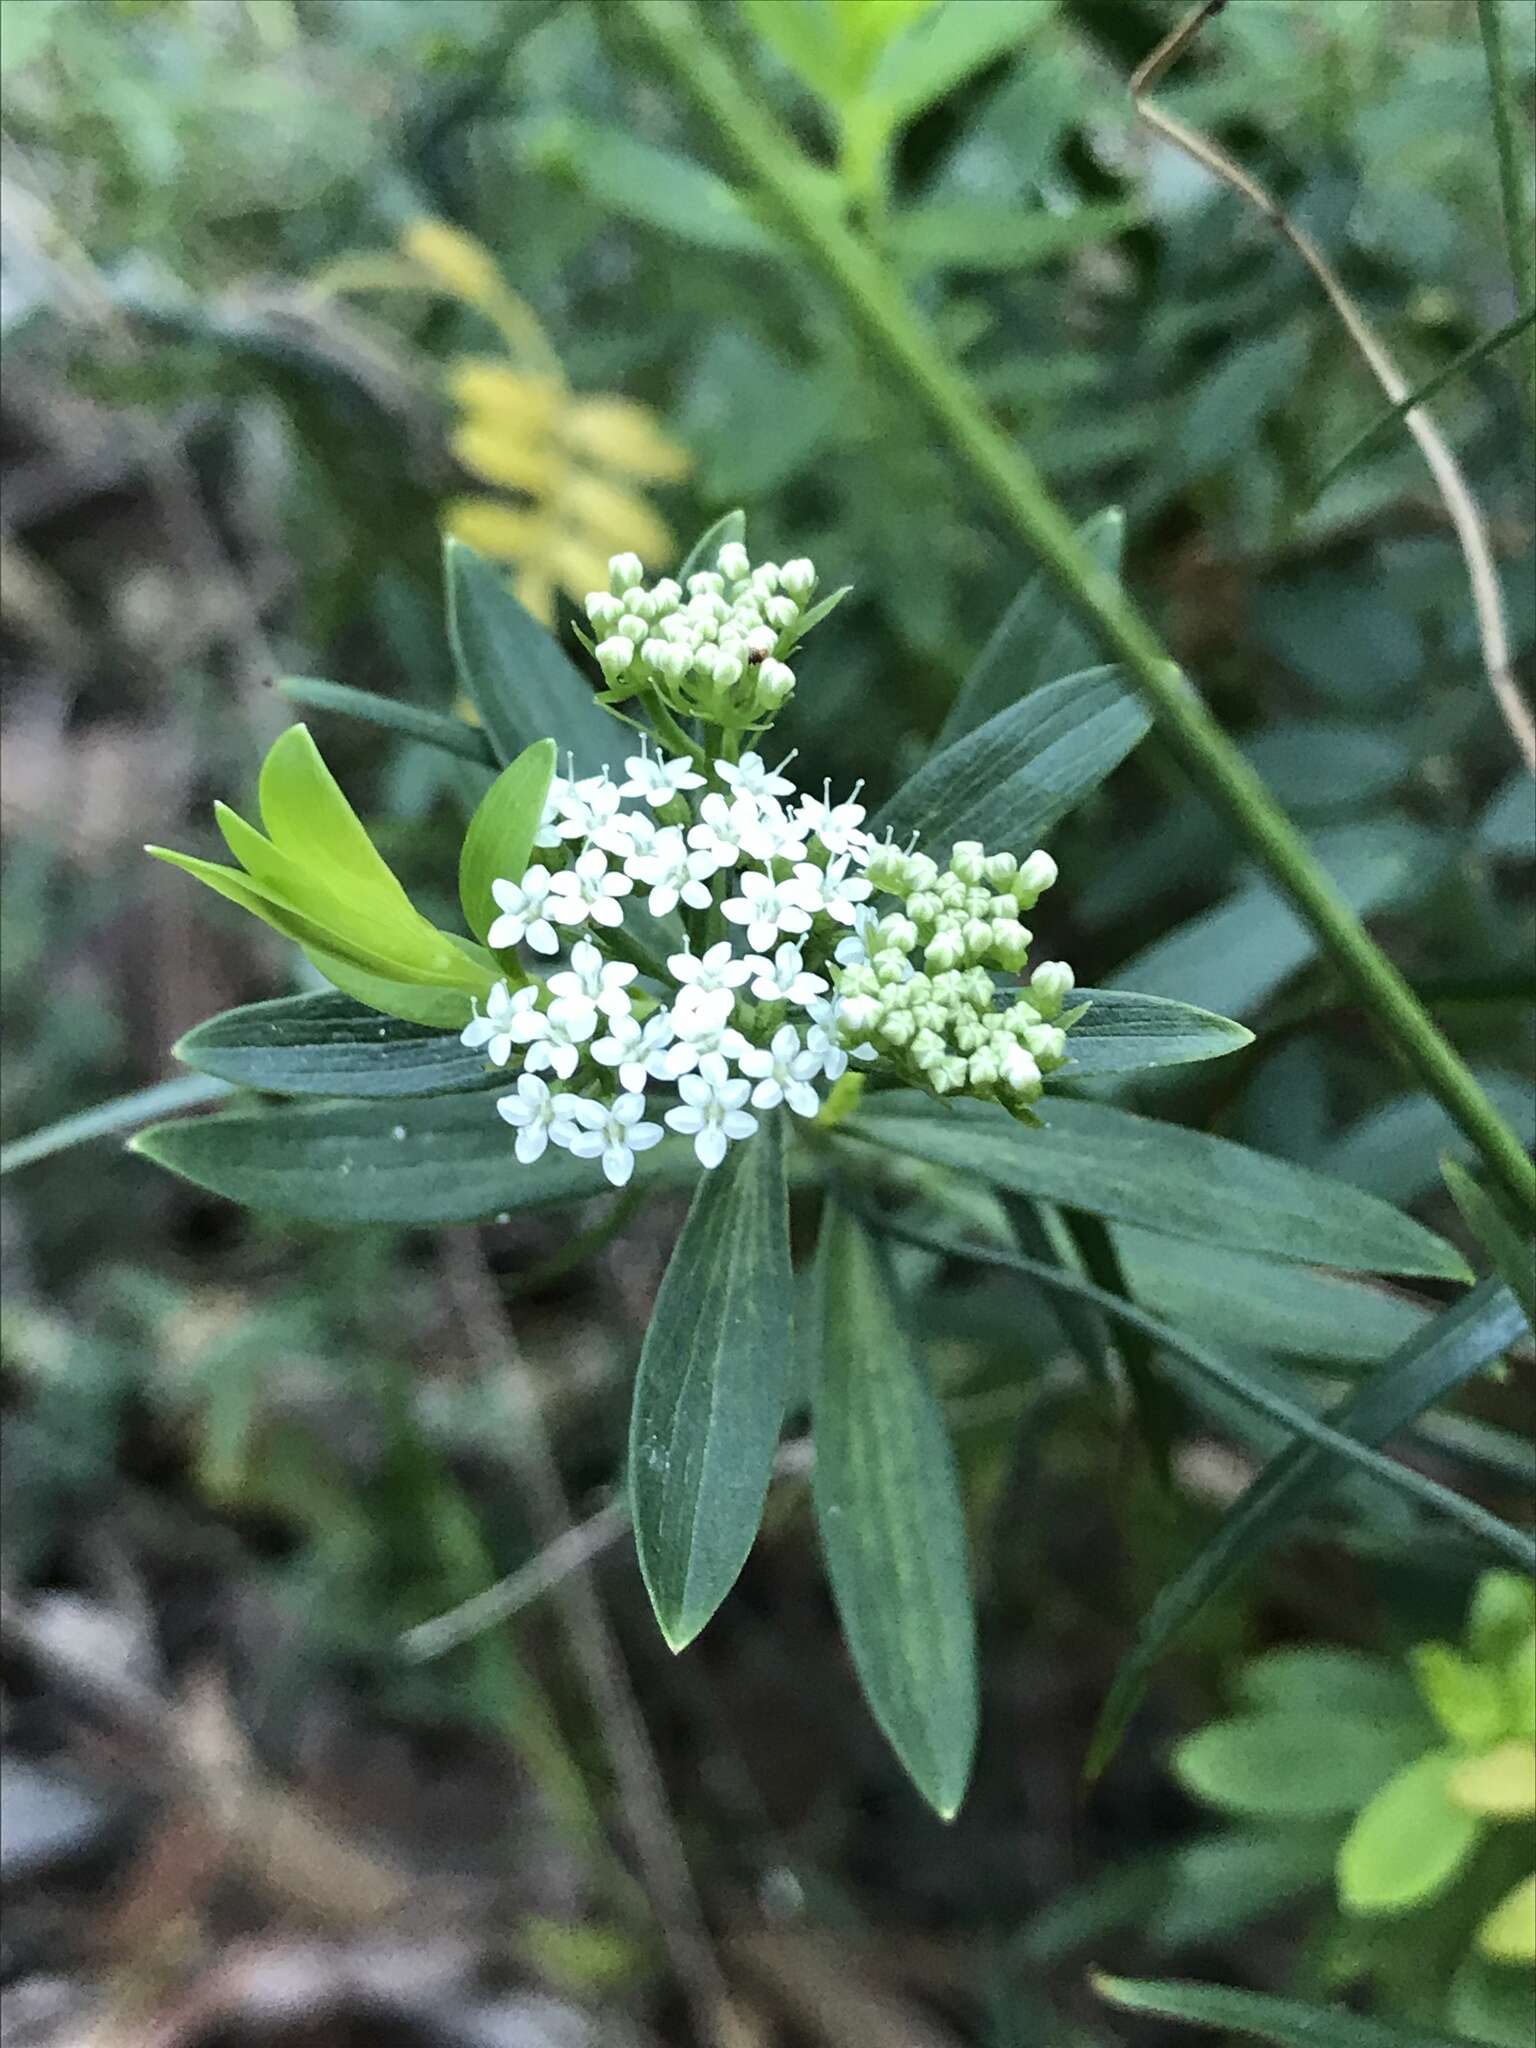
[585,544,819,732]
[833,838,1076,1111]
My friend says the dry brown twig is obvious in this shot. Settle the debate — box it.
[1132,0,1536,773]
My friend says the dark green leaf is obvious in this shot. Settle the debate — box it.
[277,676,496,765]
[1441,1159,1536,1325]
[1062,990,1252,1076]
[813,1200,977,1818]
[938,508,1123,745]
[875,666,1150,858]
[550,120,780,255]
[1,1075,234,1176]
[175,992,497,1099]
[630,1114,793,1649]
[459,739,557,946]
[1093,1974,1470,2048]
[132,1092,698,1225]
[843,1094,1468,1279]
[1090,1280,1527,1776]
[445,539,616,774]
[888,199,1141,275]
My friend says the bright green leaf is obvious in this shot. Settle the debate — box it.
[813,1200,978,1817]
[1412,1644,1511,1749]
[1338,1751,1480,1915]
[1174,1711,1423,1820]
[257,724,414,907]
[459,739,557,946]
[630,1113,793,1649]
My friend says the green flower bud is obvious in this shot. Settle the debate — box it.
[924,929,966,972]
[872,948,911,986]
[951,840,986,886]
[937,873,967,911]
[595,635,635,680]
[840,993,883,1037]
[967,1047,1001,1090]
[608,552,644,593]
[984,851,1018,890]
[953,1014,986,1055]
[1030,959,1075,1015]
[1013,850,1058,906]
[717,542,750,583]
[962,918,994,961]
[763,594,799,632]
[932,1056,968,1095]
[779,557,816,601]
[586,590,625,631]
[878,914,919,954]
[878,1010,915,1049]
[910,1028,946,1070]
[990,918,1032,970]
[906,889,943,931]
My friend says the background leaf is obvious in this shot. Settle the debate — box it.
[1092,1973,1470,2047]
[175,992,498,1099]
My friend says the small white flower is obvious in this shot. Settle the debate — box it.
[495,1072,583,1164]
[667,940,752,995]
[720,868,817,954]
[736,797,808,865]
[547,939,638,1018]
[548,847,633,930]
[511,993,598,1081]
[553,773,623,842]
[802,853,874,926]
[832,905,878,969]
[461,980,537,1066]
[565,1091,665,1187]
[664,1053,758,1169]
[687,791,758,869]
[807,994,877,1074]
[593,804,659,861]
[628,826,720,918]
[715,750,798,801]
[534,780,569,851]
[739,1023,822,1118]
[487,867,560,955]
[665,985,751,1077]
[592,1008,677,1093]
[618,747,706,808]
[745,942,827,1007]
[798,782,869,859]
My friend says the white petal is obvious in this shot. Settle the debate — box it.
[601,1144,634,1187]
[749,1078,783,1109]
[515,1124,549,1164]
[665,1105,704,1135]
[785,1081,821,1118]
[694,1125,728,1169]
[720,1109,758,1141]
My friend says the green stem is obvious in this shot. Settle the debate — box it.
[624,0,1536,1220]
[1477,0,1536,417]
[639,687,707,770]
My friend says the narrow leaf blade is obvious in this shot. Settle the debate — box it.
[175,991,497,1099]
[1093,1973,1469,2048]
[459,739,557,945]
[445,539,616,773]
[844,1095,1468,1280]
[875,666,1150,858]
[1063,990,1252,1076]
[1441,1158,1536,1326]
[277,676,496,765]
[1,1075,233,1176]
[630,1114,793,1648]
[813,1200,978,1817]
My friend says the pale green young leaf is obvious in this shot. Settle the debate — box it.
[445,539,616,774]
[939,508,1124,746]
[131,1093,700,1226]
[630,1114,793,1649]
[1338,1752,1480,1915]
[812,1200,977,1817]
[1173,1711,1422,1821]
[176,991,497,1098]
[1093,1973,1470,2048]
[874,666,1149,859]
[302,947,493,1029]
[1441,1157,1535,1326]
[459,739,557,946]
[844,1095,1468,1279]
[256,724,414,907]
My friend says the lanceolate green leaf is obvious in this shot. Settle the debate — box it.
[175,992,498,1098]
[257,724,412,904]
[630,1114,792,1650]
[459,739,557,946]
[1441,1159,1536,1326]
[301,947,494,1030]
[843,1095,1468,1281]
[277,676,496,765]
[131,1092,699,1225]
[812,1200,978,1818]
[874,666,1150,859]
[939,508,1124,746]
[445,539,615,774]
[1061,990,1252,1077]
[1092,1973,1470,2048]
[1089,1280,1527,1777]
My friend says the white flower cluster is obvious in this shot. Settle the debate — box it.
[584,545,818,731]
[460,543,1079,1187]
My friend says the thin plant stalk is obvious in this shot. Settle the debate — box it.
[622,0,1536,1220]
[1477,0,1536,415]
